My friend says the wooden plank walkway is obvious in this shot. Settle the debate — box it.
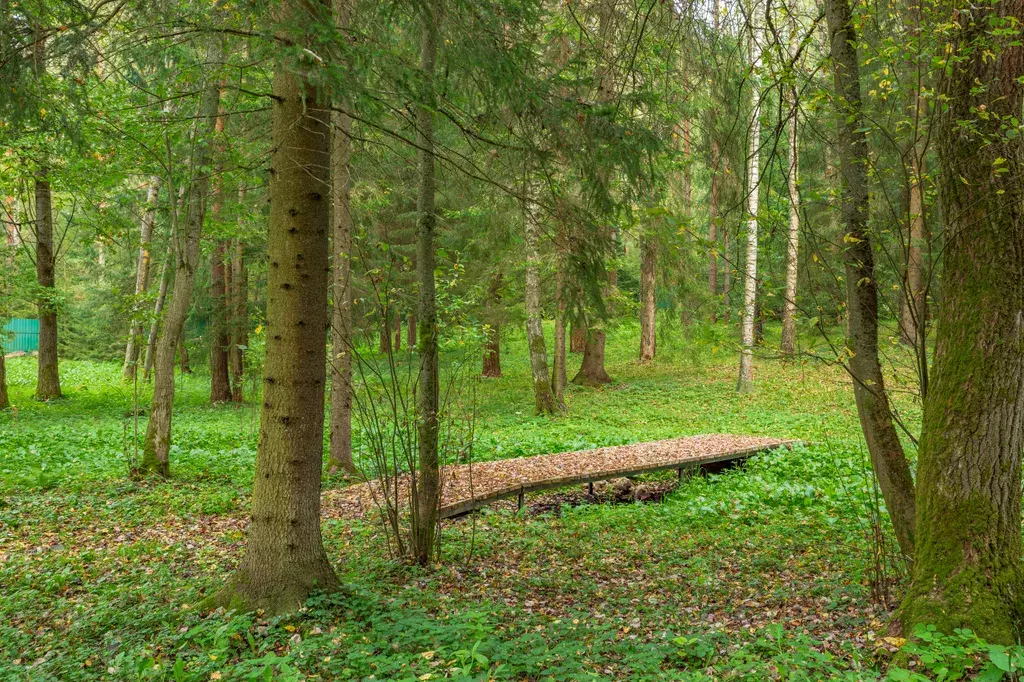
[322,434,798,521]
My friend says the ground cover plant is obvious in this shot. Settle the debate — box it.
[4,325,1021,680]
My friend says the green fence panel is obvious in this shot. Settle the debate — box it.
[3,318,40,354]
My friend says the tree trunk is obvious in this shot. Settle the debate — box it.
[552,266,567,399]
[123,178,161,382]
[328,17,355,475]
[393,315,402,351]
[826,0,917,560]
[141,44,222,476]
[708,139,720,315]
[524,180,560,415]
[899,152,926,349]
[379,313,392,354]
[229,235,247,402]
[210,240,231,402]
[900,0,1024,643]
[179,338,192,374]
[737,47,760,395]
[411,2,442,566]
[34,171,61,401]
[723,199,732,320]
[569,322,585,353]
[0,351,8,410]
[214,0,338,612]
[780,83,799,357]
[407,314,416,347]
[143,246,173,383]
[639,236,656,363]
[682,119,692,216]
[482,273,502,378]
[572,329,611,387]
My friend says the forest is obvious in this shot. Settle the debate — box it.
[2,0,1023,678]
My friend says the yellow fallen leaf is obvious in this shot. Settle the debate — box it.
[421,651,435,660]
[883,636,906,647]
[211,673,223,681]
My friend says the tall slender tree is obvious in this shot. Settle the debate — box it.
[328,0,355,475]
[122,178,161,381]
[140,41,223,476]
[825,0,917,559]
[214,0,338,611]
[780,39,800,357]
[412,0,442,565]
[737,32,761,394]
[901,0,1024,643]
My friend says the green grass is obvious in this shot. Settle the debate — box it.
[4,319,1005,681]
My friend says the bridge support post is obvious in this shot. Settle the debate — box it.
[588,481,594,496]
[517,487,524,512]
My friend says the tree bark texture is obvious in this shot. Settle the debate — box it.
[826,0,917,560]
[570,323,585,353]
[900,0,1024,643]
[0,351,8,410]
[230,235,247,402]
[572,329,611,387]
[552,266,567,400]
[708,139,720,309]
[217,2,339,612]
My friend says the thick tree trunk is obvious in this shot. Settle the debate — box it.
[412,2,442,565]
[780,87,799,357]
[900,0,1024,643]
[482,273,502,378]
[826,0,917,560]
[214,1,338,612]
[34,172,61,401]
[572,329,611,387]
[406,314,416,347]
[328,23,355,475]
[123,178,161,382]
[552,267,567,399]
[524,182,560,415]
[638,237,656,363]
[737,59,760,394]
[229,236,247,402]
[143,246,173,383]
[393,316,402,351]
[140,45,222,476]
[210,240,231,402]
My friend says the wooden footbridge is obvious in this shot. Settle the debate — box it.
[322,434,799,521]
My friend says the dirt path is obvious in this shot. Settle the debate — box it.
[322,434,796,521]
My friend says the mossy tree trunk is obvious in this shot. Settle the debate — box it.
[123,177,161,382]
[638,237,656,363]
[900,0,1024,643]
[412,0,442,566]
[826,0,917,560]
[140,43,222,476]
[328,0,356,476]
[214,0,339,612]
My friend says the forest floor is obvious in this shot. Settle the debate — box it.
[1,320,980,681]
